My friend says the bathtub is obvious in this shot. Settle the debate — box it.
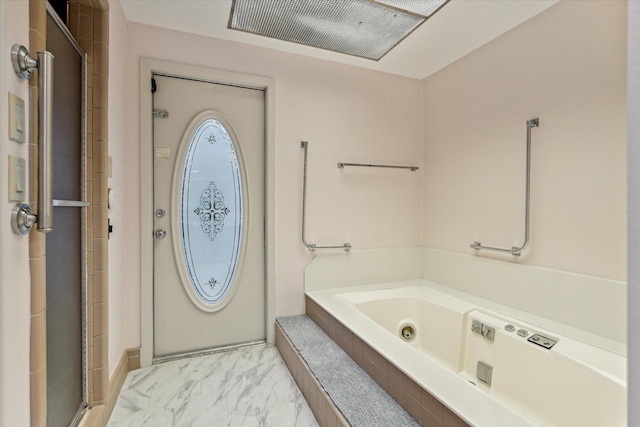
[306,280,627,427]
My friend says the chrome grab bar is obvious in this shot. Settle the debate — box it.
[301,141,351,252]
[10,45,55,234]
[38,51,54,233]
[470,118,539,256]
[337,162,418,171]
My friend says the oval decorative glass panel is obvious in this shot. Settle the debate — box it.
[180,118,243,306]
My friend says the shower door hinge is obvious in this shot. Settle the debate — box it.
[153,109,169,118]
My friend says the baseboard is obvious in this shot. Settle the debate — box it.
[81,347,141,427]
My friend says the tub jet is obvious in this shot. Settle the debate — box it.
[400,324,416,342]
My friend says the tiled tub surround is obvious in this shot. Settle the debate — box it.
[277,315,421,427]
[306,282,627,427]
[275,322,350,427]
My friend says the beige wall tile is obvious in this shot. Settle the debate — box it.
[94,269,108,303]
[29,230,45,259]
[93,107,107,140]
[93,9,109,43]
[93,333,107,368]
[29,256,46,315]
[92,366,108,403]
[403,374,422,403]
[92,175,106,207]
[79,4,93,17]
[93,42,109,78]
[93,238,107,272]
[93,205,108,238]
[443,407,469,427]
[79,13,93,40]
[67,3,80,38]
[422,389,445,423]
[93,302,108,336]
[30,312,46,371]
[29,0,46,35]
[30,367,47,427]
[79,38,93,63]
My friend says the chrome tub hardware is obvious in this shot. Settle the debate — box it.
[12,203,38,235]
[476,361,493,386]
[471,319,495,342]
[337,162,418,171]
[517,329,529,337]
[10,44,55,234]
[481,324,495,341]
[470,118,539,256]
[471,319,483,335]
[504,324,516,332]
[528,334,558,350]
[300,141,351,252]
[155,209,166,218]
[399,323,416,342]
[155,229,167,239]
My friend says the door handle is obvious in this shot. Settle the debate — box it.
[11,44,55,233]
[53,199,91,207]
[155,229,167,239]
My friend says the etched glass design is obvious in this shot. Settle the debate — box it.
[180,119,243,305]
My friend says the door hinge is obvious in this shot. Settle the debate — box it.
[151,77,157,93]
[153,110,169,118]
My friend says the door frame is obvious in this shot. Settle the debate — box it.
[139,58,276,367]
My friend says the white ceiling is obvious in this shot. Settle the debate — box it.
[119,0,559,80]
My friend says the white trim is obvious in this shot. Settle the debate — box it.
[628,2,640,424]
[139,58,276,367]
[0,0,5,420]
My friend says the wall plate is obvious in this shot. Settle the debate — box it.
[9,92,26,143]
[9,155,26,202]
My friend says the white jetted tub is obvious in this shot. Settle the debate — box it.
[307,280,627,427]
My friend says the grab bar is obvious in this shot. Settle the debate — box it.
[301,141,351,251]
[470,118,539,256]
[11,45,54,234]
[337,162,418,171]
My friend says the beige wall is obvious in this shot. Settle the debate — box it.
[422,1,627,281]
[122,23,424,350]
[107,0,127,376]
[0,1,32,424]
[628,2,640,424]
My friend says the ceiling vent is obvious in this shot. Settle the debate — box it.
[229,0,449,61]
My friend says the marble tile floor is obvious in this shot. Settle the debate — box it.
[108,344,319,427]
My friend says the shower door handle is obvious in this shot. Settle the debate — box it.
[53,199,91,208]
[11,45,55,233]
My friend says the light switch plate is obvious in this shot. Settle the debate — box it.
[9,155,27,202]
[9,93,26,143]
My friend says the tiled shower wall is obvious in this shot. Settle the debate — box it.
[28,0,109,425]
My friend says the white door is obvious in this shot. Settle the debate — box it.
[152,74,265,358]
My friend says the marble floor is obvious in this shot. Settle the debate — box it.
[108,345,319,427]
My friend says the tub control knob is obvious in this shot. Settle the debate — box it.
[505,324,516,332]
[471,319,483,335]
[481,325,495,342]
[517,329,529,337]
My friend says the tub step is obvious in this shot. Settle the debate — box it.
[276,314,419,427]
